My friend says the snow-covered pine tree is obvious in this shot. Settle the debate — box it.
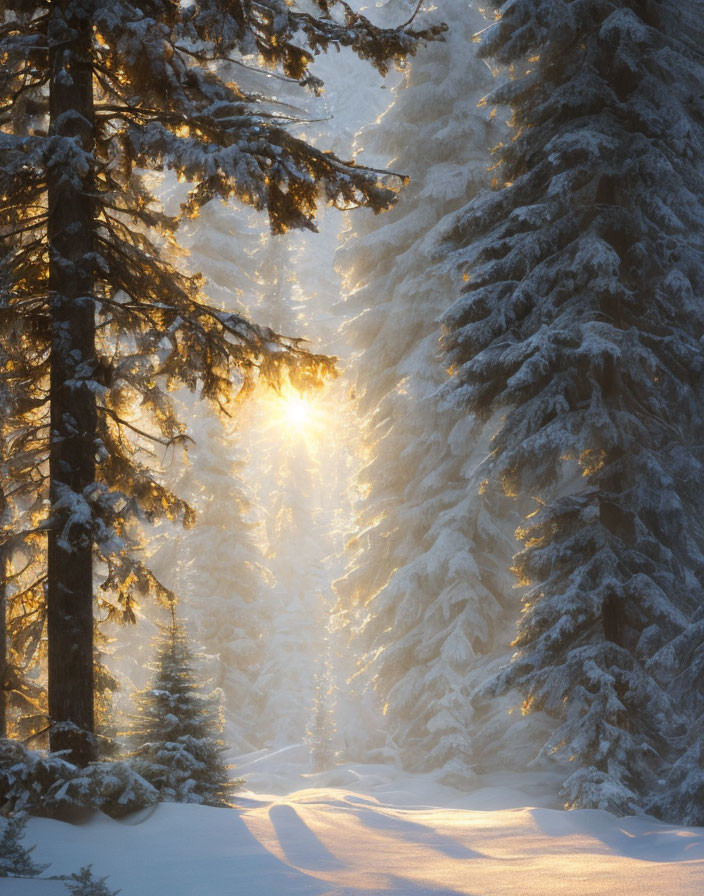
[129,606,235,805]
[0,736,158,816]
[255,431,330,747]
[441,0,704,815]
[0,813,48,878]
[334,0,512,784]
[0,0,443,765]
[306,656,337,772]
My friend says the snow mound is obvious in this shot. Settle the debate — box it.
[3,763,704,895]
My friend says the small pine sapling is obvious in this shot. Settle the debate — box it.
[65,866,119,896]
[306,662,337,773]
[0,813,49,878]
[129,607,238,805]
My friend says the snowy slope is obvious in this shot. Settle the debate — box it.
[5,759,704,896]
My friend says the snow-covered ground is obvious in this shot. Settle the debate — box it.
[5,749,704,895]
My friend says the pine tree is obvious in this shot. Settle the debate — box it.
[334,0,513,784]
[0,736,158,816]
[129,607,236,806]
[0,813,48,878]
[65,866,119,896]
[0,0,443,765]
[441,0,704,815]
[306,656,337,772]
[255,426,332,747]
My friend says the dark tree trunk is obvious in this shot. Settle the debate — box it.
[602,594,624,646]
[46,2,97,765]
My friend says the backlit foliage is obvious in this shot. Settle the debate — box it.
[0,0,443,727]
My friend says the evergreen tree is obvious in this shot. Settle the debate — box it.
[254,421,333,747]
[0,813,48,878]
[0,736,158,816]
[129,607,236,805]
[65,866,119,896]
[334,0,513,784]
[306,656,337,772]
[441,0,704,815]
[0,0,442,764]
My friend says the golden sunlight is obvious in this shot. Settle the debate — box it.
[282,390,313,431]
[255,381,331,446]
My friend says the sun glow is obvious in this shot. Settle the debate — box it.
[282,390,313,430]
[256,381,331,445]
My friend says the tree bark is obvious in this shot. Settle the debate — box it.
[46,1,97,765]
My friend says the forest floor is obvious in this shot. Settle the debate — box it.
[4,747,704,896]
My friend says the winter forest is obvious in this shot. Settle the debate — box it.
[1,0,704,894]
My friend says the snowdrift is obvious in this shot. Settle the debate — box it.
[3,759,703,896]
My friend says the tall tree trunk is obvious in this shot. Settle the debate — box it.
[46,2,97,766]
